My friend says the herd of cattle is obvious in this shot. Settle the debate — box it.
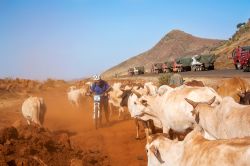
[20,77,250,166]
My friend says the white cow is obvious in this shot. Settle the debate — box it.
[129,85,222,136]
[119,87,162,141]
[108,82,125,119]
[146,126,250,166]
[22,96,46,126]
[67,88,86,107]
[185,96,250,139]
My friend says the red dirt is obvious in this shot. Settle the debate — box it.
[0,87,147,166]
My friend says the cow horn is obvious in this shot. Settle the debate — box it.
[131,89,142,98]
[184,98,198,108]
[207,96,216,105]
[149,145,165,164]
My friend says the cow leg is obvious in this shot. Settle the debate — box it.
[144,128,150,143]
[141,121,150,143]
[119,107,125,120]
[118,108,121,120]
[146,120,153,135]
[34,105,42,127]
[109,103,113,119]
[26,119,31,125]
[135,119,140,140]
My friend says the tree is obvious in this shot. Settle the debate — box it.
[237,22,246,29]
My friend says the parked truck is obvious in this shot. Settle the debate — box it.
[170,54,216,72]
[134,66,145,75]
[128,66,145,75]
[128,68,135,76]
[151,63,164,74]
[232,46,250,70]
[162,61,173,73]
[175,56,192,72]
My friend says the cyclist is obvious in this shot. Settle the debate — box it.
[90,75,110,126]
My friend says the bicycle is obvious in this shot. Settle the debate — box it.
[93,94,102,129]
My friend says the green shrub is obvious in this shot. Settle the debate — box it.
[158,73,173,86]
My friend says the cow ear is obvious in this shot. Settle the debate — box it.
[195,112,200,123]
[185,98,198,108]
[149,145,165,164]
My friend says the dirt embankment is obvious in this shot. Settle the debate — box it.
[0,123,110,166]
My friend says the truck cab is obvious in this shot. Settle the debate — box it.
[232,46,250,70]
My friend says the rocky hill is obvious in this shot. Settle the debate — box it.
[102,30,223,77]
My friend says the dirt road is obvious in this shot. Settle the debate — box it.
[0,87,147,166]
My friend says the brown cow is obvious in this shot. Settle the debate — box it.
[184,80,204,87]
[216,77,250,103]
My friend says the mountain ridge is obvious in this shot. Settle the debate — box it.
[102,29,223,77]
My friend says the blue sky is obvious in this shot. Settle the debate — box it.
[0,0,249,80]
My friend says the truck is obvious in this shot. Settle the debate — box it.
[190,55,203,71]
[232,46,250,70]
[170,54,216,72]
[128,68,135,76]
[134,66,145,75]
[175,56,192,72]
[128,66,145,76]
[162,61,173,73]
[151,63,164,74]
[191,54,216,71]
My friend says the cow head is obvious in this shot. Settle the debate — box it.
[238,91,250,105]
[146,135,165,165]
[119,89,132,107]
[184,96,216,123]
[127,92,151,118]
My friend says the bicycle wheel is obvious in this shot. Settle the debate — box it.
[94,103,100,129]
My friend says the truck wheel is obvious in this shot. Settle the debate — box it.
[236,62,242,70]
[191,66,195,71]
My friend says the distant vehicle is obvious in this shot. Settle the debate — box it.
[162,61,173,73]
[128,66,145,75]
[127,54,216,76]
[232,46,250,70]
[151,63,163,74]
[128,68,135,76]
[175,56,192,72]
[134,66,145,75]
[192,54,216,71]
[172,60,184,72]
[191,55,203,71]
[174,54,216,72]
